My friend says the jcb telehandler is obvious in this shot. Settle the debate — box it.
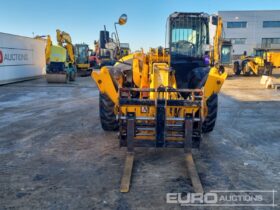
[92,12,228,193]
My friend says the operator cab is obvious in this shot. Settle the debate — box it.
[220,40,232,65]
[74,44,89,64]
[167,12,210,89]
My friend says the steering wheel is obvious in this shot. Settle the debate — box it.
[176,40,194,49]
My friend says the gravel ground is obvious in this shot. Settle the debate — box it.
[0,75,279,210]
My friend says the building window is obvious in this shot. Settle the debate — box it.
[263,21,280,28]
[262,38,280,48]
[227,22,247,28]
[230,38,246,45]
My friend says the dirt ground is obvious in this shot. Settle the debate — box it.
[0,73,279,210]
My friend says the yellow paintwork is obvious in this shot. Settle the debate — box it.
[92,48,226,120]
[45,36,52,64]
[34,35,52,64]
[77,63,90,69]
[132,58,141,87]
[242,56,264,75]
[115,54,134,65]
[253,56,264,66]
[247,60,259,75]
[267,52,280,67]
[213,16,223,64]
[204,67,227,98]
[56,29,75,64]
[91,67,118,104]
[49,45,67,63]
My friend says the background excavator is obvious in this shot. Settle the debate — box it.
[35,34,76,83]
[211,16,233,72]
[74,43,91,76]
[56,31,92,77]
[39,30,92,82]
[46,29,77,83]
[92,12,228,193]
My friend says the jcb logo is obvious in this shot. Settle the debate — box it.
[0,50,3,64]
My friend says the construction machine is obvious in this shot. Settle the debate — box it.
[255,48,280,69]
[34,35,52,64]
[210,16,233,74]
[35,34,74,83]
[93,14,130,68]
[74,43,92,76]
[45,29,77,83]
[232,48,278,76]
[92,12,228,193]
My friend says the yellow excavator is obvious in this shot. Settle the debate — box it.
[57,31,92,76]
[74,43,91,76]
[211,16,233,69]
[46,29,77,83]
[36,31,77,83]
[92,12,228,193]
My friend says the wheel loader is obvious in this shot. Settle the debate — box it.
[233,48,277,76]
[92,12,228,193]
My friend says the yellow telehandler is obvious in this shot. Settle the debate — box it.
[92,12,228,193]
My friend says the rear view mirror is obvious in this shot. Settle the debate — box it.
[118,14,127,25]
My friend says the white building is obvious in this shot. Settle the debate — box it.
[218,10,280,58]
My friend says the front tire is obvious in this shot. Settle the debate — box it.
[233,61,241,75]
[99,93,119,131]
[202,94,218,133]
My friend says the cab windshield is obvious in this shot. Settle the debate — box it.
[170,15,209,58]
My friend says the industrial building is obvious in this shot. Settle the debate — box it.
[219,10,280,58]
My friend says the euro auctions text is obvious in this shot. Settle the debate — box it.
[166,190,277,207]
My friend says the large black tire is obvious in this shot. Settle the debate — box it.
[233,61,241,75]
[264,62,273,76]
[99,93,119,131]
[241,60,252,76]
[202,94,218,133]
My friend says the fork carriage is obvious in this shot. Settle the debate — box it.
[118,87,205,151]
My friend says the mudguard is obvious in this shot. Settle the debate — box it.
[204,66,227,99]
[91,67,118,104]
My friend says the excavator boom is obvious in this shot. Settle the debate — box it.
[56,29,75,64]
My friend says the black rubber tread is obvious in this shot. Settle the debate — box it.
[264,62,273,76]
[233,61,241,75]
[202,94,218,133]
[99,93,119,131]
